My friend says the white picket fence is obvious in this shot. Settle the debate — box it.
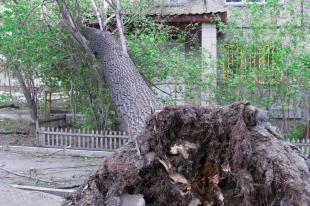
[37,127,129,151]
[289,138,310,156]
[36,125,310,155]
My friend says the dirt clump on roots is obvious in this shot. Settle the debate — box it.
[64,102,310,206]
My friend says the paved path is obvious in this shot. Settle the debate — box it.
[0,108,33,122]
[0,150,103,188]
[0,183,63,206]
[0,150,104,206]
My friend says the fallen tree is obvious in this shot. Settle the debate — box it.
[50,2,310,205]
[64,102,310,206]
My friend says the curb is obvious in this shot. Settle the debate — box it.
[10,184,74,198]
[0,145,113,158]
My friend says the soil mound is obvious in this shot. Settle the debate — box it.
[65,102,310,206]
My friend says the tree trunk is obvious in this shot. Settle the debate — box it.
[64,102,310,206]
[13,67,37,121]
[81,26,162,137]
[56,8,309,206]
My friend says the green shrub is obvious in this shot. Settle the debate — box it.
[287,123,307,141]
[0,92,12,104]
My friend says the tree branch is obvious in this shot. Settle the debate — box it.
[13,66,37,121]
[104,14,115,25]
[104,0,116,10]
[140,72,172,97]
[91,0,104,31]
[55,0,89,51]
[0,165,53,184]
[110,0,128,55]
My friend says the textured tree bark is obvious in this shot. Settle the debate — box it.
[81,26,162,137]
[56,1,161,137]
[64,102,310,206]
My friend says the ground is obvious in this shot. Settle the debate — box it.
[0,150,102,188]
[0,150,103,205]
[0,183,64,206]
[0,108,36,146]
[0,107,108,205]
[0,108,33,122]
[0,133,35,146]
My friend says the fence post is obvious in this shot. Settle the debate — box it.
[64,114,67,127]
[36,120,40,146]
[46,127,49,146]
[101,130,107,149]
[95,130,99,149]
[68,128,74,147]
[105,130,109,150]
[78,129,81,148]
[114,131,117,149]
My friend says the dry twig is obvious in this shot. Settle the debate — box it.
[0,164,53,184]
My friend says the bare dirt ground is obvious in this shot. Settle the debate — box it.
[0,134,35,146]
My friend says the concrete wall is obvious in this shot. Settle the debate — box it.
[201,23,217,105]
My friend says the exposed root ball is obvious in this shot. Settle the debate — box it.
[65,102,310,206]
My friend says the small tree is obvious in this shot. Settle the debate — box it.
[1,0,207,129]
[0,1,60,120]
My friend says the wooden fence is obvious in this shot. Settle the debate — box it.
[35,124,310,155]
[37,127,129,151]
[289,138,310,156]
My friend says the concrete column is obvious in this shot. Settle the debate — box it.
[201,23,217,105]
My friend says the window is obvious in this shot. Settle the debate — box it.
[222,44,282,84]
[161,0,188,6]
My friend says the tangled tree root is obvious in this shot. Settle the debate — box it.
[64,102,310,206]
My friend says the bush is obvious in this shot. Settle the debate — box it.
[0,92,12,104]
[287,123,307,141]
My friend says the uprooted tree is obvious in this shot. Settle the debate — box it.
[64,103,310,206]
[2,0,309,205]
[55,0,162,137]
[53,1,310,205]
